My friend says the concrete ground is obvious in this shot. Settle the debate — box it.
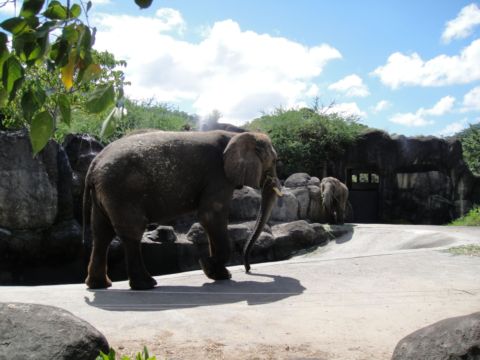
[1,224,479,359]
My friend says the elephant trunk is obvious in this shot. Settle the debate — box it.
[243,174,282,272]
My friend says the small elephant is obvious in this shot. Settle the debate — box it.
[320,177,349,225]
[83,130,282,290]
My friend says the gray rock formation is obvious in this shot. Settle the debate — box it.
[0,303,109,360]
[0,130,73,229]
[392,312,480,360]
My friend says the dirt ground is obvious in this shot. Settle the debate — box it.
[1,224,479,360]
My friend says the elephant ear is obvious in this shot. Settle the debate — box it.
[223,132,263,188]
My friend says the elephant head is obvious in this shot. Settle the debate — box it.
[223,132,282,272]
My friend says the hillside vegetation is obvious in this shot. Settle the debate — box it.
[246,107,367,178]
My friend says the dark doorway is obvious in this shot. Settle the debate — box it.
[347,169,380,223]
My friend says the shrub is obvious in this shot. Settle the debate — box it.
[449,206,480,226]
[246,107,367,178]
[455,124,480,175]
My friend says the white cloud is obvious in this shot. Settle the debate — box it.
[390,113,434,127]
[437,119,469,136]
[442,3,480,43]
[389,96,455,127]
[0,1,16,16]
[324,102,366,119]
[93,12,342,124]
[372,100,391,113]
[421,95,455,116]
[462,86,480,112]
[328,74,370,97]
[372,39,480,88]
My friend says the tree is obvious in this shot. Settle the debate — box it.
[246,107,367,178]
[0,0,153,154]
[457,124,480,175]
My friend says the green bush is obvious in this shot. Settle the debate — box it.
[456,124,480,176]
[56,98,196,144]
[246,107,367,178]
[449,206,480,226]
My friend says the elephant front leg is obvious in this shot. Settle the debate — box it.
[199,212,232,281]
[122,238,157,290]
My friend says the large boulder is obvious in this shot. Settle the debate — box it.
[284,173,320,188]
[0,303,109,360]
[62,134,104,223]
[271,189,299,222]
[230,186,261,221]
[271,220,328,260]
[392,312,480,360]
[0,130,74,229]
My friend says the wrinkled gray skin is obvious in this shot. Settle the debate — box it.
[84,130,280,290]
[320,177,349,225]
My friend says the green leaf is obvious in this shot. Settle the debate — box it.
[86,84,115,113]
[0,17,29,35]
[135,0,153,9]
[100,107,116,138]
[108,348,116,360]
[0,86,8,107]
[2,55,24,100]
[20,0,46,18]
[57,93,71,126]
[21,87,46,121]
[80,62,101,83]
[30,110,53,155]
[95,351,111,360]
[70,4,82,18]
[43,1,68,20]
[62,24,79,43]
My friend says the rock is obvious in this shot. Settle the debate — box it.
[186,223,207,245]
[271,189,299,222]
[45,219,82,261]
[392,312,480,360]
[271,221,318,260]
[0,229,44,265]
[284,173,312,188]
[393,171,454,224]
[0,130,64,229]
[308,176,321,187]
[0,303,109,360]
[307,185,324,222]
[142,225,177,243]
[290,187,310,219]
[230,186,261,221]
[62,134,104,223]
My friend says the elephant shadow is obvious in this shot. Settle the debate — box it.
[84,273,305,311]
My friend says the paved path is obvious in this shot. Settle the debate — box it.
[1,224,479,359]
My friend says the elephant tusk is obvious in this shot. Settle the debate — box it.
[273,186,283,197]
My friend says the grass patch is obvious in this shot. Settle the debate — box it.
[97,347,156,360]
[448,206,480,226]
[444,244,480,257]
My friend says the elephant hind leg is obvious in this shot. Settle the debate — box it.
[86,204,115,289]
[121,237,157,290]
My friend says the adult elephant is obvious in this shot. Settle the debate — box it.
[83,130,282,290]
[320,177,349,225]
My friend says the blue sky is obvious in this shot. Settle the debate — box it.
[2,1,480,136]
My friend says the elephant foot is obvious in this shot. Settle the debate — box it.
[85,275,112,289]
[199,257,232,281]
[129,276,157,290]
